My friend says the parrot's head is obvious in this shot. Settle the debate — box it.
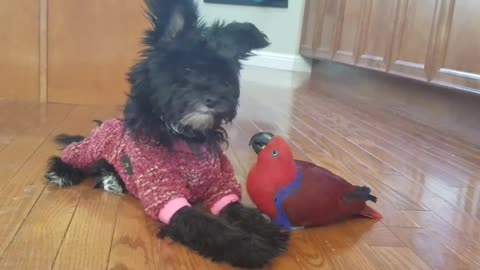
[248,132,297,219]
[249,132,294,165]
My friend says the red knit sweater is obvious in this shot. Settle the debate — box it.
[61,119,241,224]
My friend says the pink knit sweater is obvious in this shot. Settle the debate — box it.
[61,119,241,224]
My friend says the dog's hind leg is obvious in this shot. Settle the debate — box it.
[49,119,117,183]
[45,156,87,187]
[91,160,126,196]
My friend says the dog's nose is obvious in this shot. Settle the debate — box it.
[204,96,219,109]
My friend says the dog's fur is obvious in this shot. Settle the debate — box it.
[45,0,289,268]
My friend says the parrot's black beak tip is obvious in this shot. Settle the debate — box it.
[249,132,275,154]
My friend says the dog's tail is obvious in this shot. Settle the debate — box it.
[54,120,103,147]
[54,134,86,146]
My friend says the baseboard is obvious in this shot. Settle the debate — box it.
[242,51,312,72]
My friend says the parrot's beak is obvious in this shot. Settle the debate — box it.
[249,132,275,154]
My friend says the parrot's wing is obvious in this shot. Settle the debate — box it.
[295,160,354,187]
[280,170,346,227]
[281,166,382,227]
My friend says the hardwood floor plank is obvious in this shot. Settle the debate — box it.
[0,105,118,263]
[2,66,480,269]
[301,225,386,270]
[0,103,37,146]
[0,185,87,269]
[294,93,480,187]
[107,196,215,270]
[390,227,472,270]
[301,85,480,169]
[229,120,405,269]
[401,210,480,264]
[0,103,72,192]
[381,175,480,236]
[244,92,480,233]
[0,105,73,255]
[284,97,480,218]
[51,190,121,270]
[238,98,421,227]
[326,101,480,181]
[369,247,432,270]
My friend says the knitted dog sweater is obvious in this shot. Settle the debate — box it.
[61,119,241,224]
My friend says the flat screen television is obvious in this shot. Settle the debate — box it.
[204,0,288,8]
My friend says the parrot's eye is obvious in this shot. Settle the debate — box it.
[272,150,279,158]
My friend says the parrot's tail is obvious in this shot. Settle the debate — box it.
[360,205,383,220]
[347,186,378,203]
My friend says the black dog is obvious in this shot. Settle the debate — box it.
[45,0,289,268]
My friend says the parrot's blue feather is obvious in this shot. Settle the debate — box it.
[274,171,303,231]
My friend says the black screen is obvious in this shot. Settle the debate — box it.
[204,0,288,8]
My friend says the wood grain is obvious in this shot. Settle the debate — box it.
[370,247,432,270]
[316,0,341,59]
[0,0,40,102]
[39,0,48,103]
[299,0,323,58]
[0,104,72,192]
[0,104,72,255]
[431,0,480,93]
[300,0,480,94]
[389,0,440,80]
[332,0,364,65]
[0,106,118,269]
[51,191,121,270]
[47,0,149,105]
[1,66,480,269]
[356,0,398,71]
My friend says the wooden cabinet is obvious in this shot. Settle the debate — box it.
[47,0,149,105]
[300,0,480,94]
[0,0,40,102]
[0,0,149,105]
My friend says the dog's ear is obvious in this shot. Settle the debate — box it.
[208,21,270,60]
[144,0,198,44]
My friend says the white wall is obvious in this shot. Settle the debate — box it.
[197,0,306,55]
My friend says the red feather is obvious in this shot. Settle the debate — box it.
[247,136,382,229]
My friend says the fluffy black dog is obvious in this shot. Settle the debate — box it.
[45,0,289,268]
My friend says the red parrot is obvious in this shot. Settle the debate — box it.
[246,132,382,231]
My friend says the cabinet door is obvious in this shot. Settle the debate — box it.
[299,0,321,58]
[47,0,149,105]
[0,0,39,102]
[389,0,441,81]
[315,0,341,59]
[332,0,364,65]
[356,0,399,72]
[300,0,342,59]
[431,0,480,93]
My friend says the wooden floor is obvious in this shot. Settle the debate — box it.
[1,66,480,269]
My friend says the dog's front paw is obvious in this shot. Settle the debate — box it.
[160,207,287,269]
[221,203,291,251]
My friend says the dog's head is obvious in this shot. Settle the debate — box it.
[124,0,269,148]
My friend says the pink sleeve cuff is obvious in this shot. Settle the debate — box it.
[158,197,191,224]
[210,194,240,215]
